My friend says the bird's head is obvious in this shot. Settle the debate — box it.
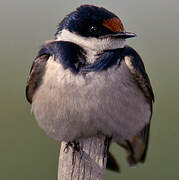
[55,5,136,55]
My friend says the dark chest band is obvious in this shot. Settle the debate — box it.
[37,41,124,74]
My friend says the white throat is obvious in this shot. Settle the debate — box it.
[56,29,125,63]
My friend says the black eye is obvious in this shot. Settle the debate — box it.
[89,25,100,35]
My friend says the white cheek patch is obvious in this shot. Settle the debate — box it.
[56,29,125,52]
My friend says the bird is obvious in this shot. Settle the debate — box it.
[26,5,154,172]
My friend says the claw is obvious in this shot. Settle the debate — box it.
[64,142,73,153]
[63,141,83,165]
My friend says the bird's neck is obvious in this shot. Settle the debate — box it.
[56,29,125,64]
[82,47,100,64]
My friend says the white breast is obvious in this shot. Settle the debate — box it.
[32,56,151,142]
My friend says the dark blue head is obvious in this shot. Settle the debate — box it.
[55,5,135,39]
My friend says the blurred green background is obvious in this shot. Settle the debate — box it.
[0,0,179,179]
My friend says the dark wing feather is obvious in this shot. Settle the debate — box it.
[26,40,86,104]
[122,46,154,103]
[118,46,154,166]
[26,54,49,104]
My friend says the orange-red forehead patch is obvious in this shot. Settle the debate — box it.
[102,17,124,33]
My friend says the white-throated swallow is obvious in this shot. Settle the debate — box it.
[26,5,154,172]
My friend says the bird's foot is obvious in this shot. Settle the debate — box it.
[64,141,83,165]
[64,141,81,153]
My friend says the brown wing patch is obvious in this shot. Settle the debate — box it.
[117,46,154,166]
[125,56,154,103]
[26,54,49,103]
[117,124,150,166]
[126,125,150,165]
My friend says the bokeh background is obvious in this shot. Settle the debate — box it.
[0,0,179,179]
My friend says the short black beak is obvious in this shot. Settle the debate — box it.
[112,32,136,39]
[100,32,136,39]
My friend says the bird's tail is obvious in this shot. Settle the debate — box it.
[106,152,120,173]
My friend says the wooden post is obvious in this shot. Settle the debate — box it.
[58,135,107,180]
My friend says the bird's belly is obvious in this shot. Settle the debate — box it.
[32,59,151,142]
